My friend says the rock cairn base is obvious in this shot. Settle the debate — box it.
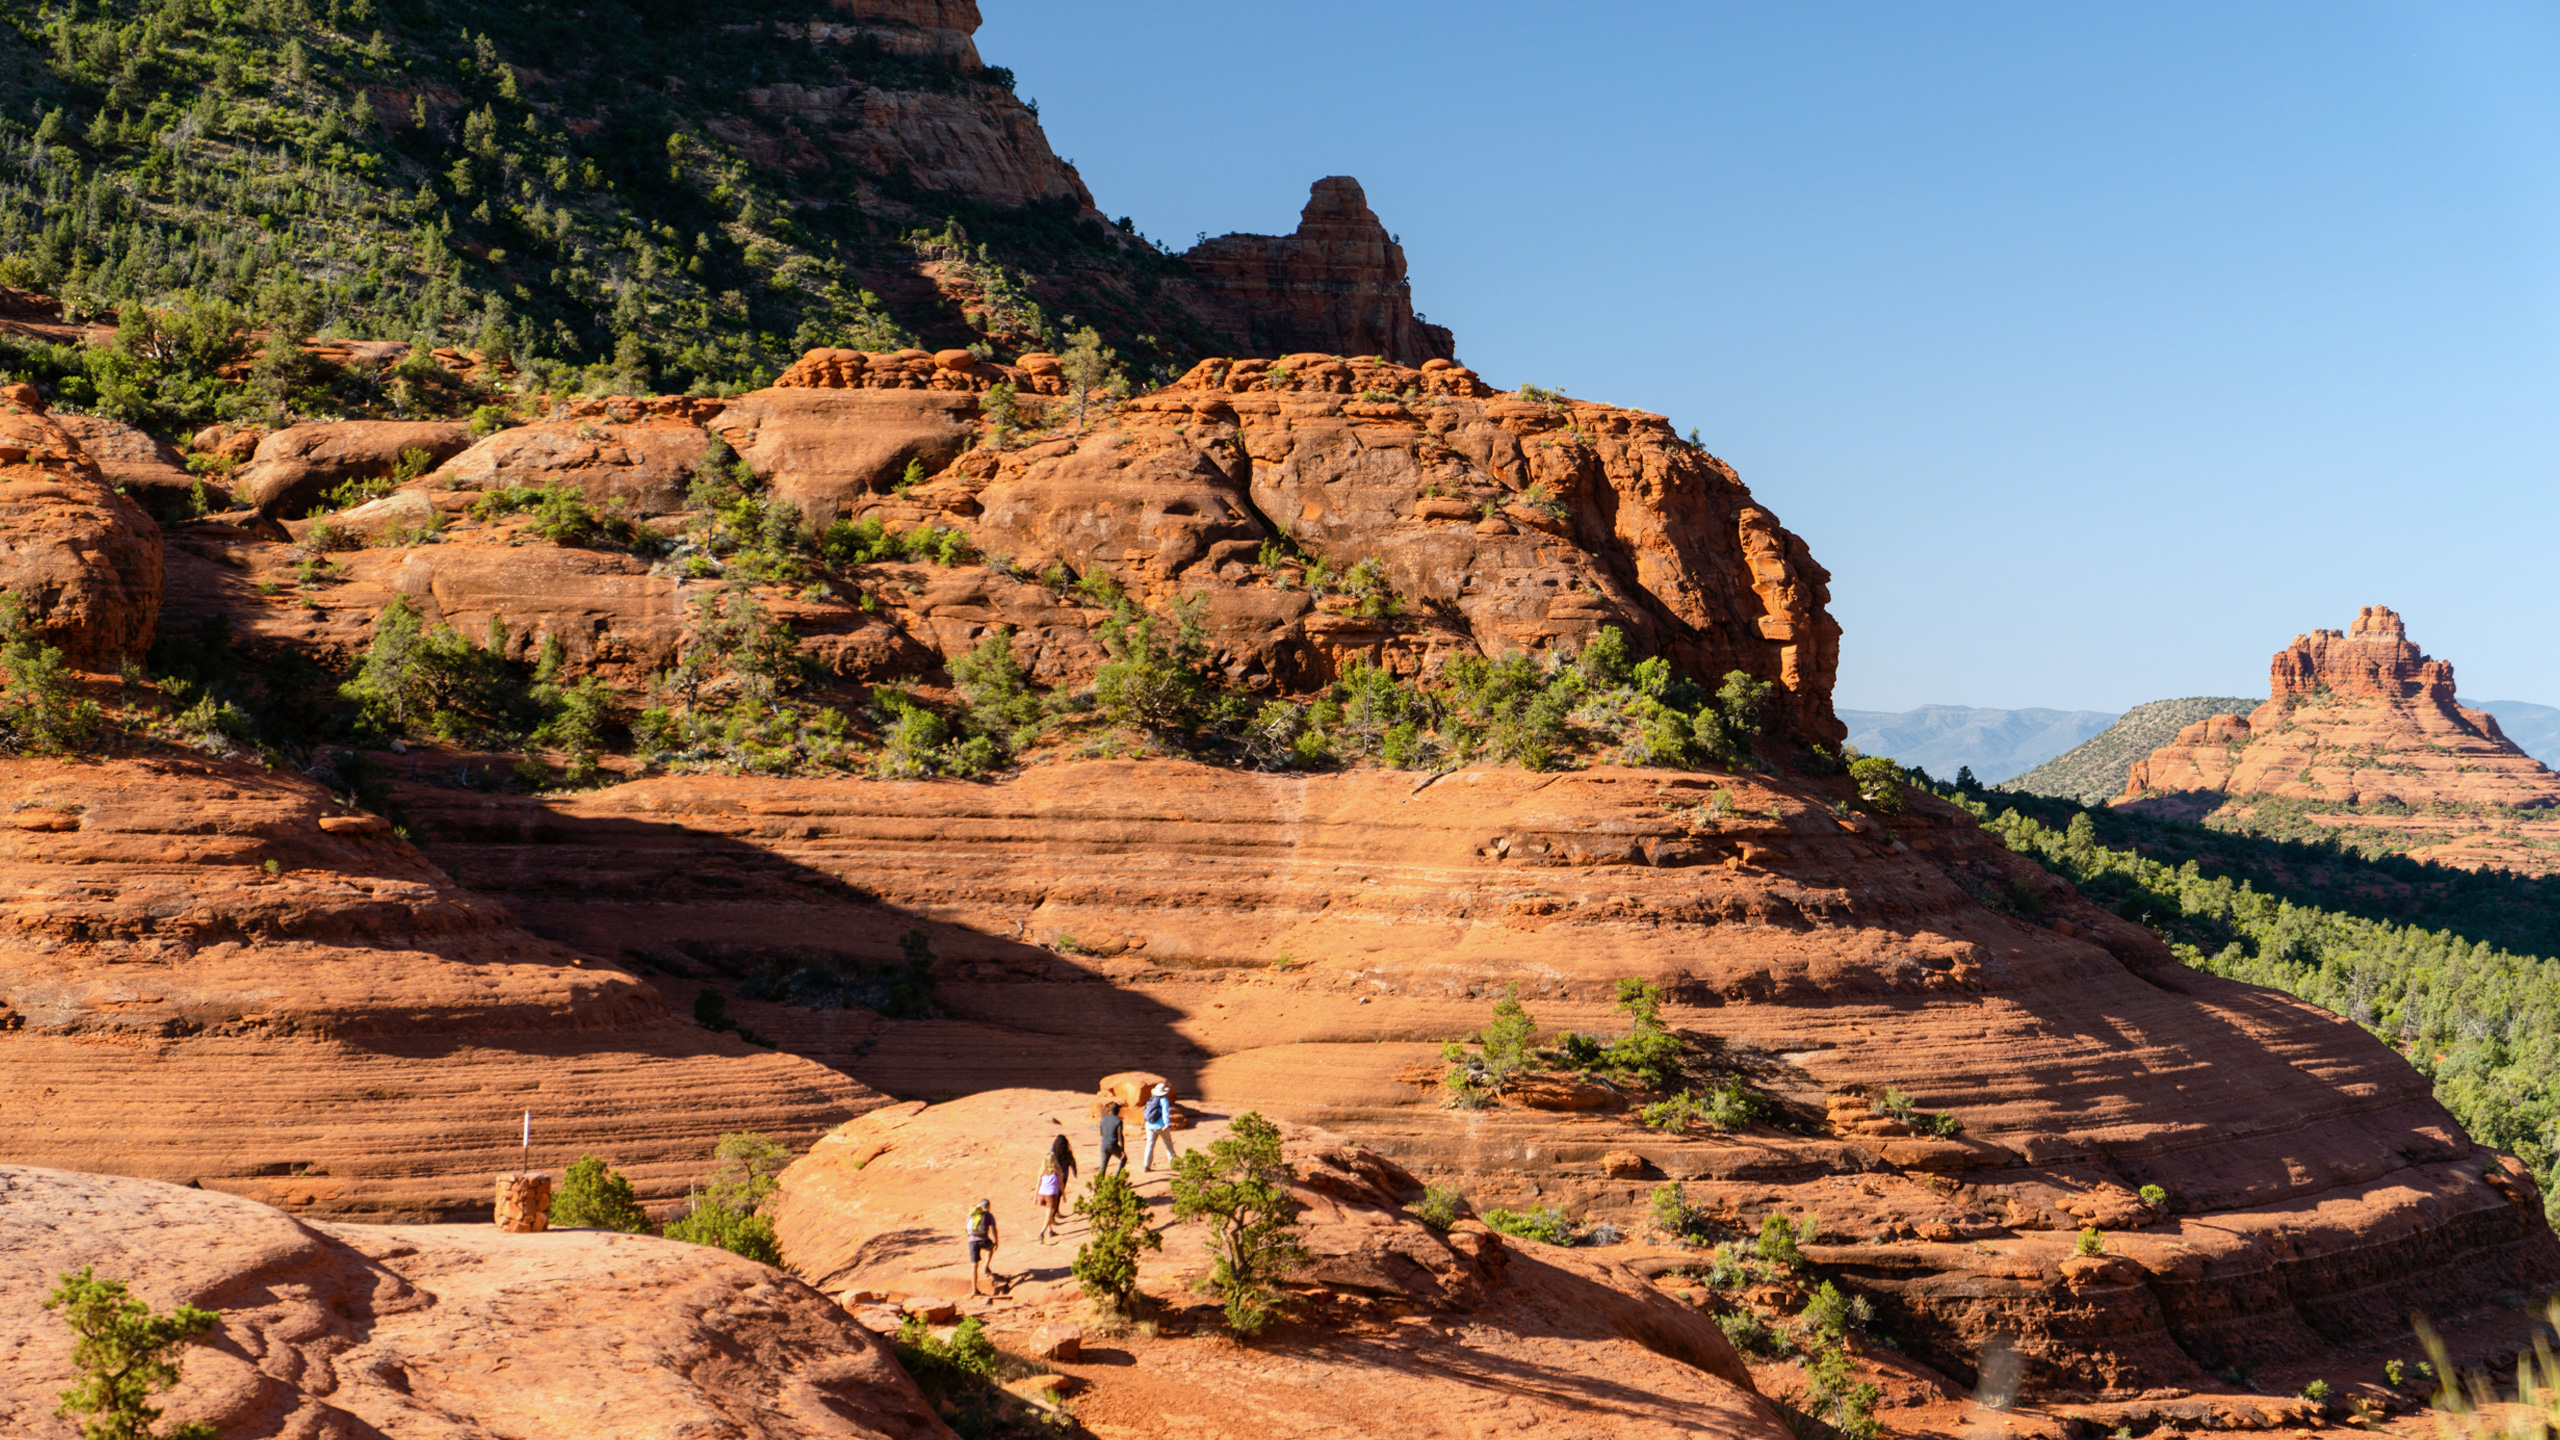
[495,1172,553,1233]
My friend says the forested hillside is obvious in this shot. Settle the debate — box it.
[1941,774,2560,1218]
[0,0,1222,418]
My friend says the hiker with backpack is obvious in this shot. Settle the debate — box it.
[966,1197,1001,1295]
[1141,1082,1180,1171]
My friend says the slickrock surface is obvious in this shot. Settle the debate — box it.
[402,760,2559,1408]
[1181,177,1459,367]
[0,754,878,1218]
[2120,607,2560,873]
[771,1091,1789,1440]
[0,1166,953,1439]
[0,382,162,666]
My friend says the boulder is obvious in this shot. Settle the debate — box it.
[0,1166,952,1438]
[0,385,163,666]
[709,389,977,516]
[234,420,472,519]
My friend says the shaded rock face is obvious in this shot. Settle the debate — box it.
[770,1092,1787,1439]
[0,754,878,1219]
[0,383,162,667]
[2120,606,2560,872]
[0,1166,954,1439]
[1183,178,1457,368]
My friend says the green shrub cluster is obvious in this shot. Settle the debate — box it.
[1070,1169,1161,1311]
[1480,1205,1589,1246]
[1640,1077,1761,1135]
[0,596,104,756]
[1872,1086,1963,1137]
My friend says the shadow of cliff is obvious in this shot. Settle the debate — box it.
[389,795,1207,1103]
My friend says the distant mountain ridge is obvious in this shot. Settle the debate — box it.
[1836,704,2118,785]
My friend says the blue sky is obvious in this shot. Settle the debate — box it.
[980,3,2560,712]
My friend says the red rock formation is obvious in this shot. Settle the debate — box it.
[402,761,2558,1407]
[234,419,474,519]
[1182,178,1457,367]
[2121,606,2560,872]
[0,1166,953,1438]
[0,382,163,667]
[771,1092,1789,1439]
[0,754,878,1219]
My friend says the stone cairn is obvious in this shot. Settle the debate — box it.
[495,1172,553,1233]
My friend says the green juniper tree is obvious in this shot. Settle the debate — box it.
[43,1268,219,1440]
[1169,1111,1307,1335]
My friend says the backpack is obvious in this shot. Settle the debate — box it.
[1145,1096,1170,1128]
[967,1204,991,1238]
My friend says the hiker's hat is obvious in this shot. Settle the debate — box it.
[1152,1083,1170,1096]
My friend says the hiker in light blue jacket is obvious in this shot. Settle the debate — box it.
[1141,1082,1180,1171]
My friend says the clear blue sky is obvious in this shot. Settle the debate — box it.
[980,3,2560,712]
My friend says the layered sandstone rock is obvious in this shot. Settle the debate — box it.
[0,1166,952,1439]
[1182,178,1457,367]
[0,382,163,667]
[397,760,2557,1406]
[2121,606,2560,872]
[234,419,474,519]
[771,1092,1787,1440]
[0,754,877,1218]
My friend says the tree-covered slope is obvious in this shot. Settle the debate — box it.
[1935,774,2560,1221]
[0,0,1224,409]
[2000,695,2253,804]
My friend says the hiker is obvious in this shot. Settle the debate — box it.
[1037,1133,1076,1242]
[1097,1099,1128,1179]
[1141,1082,1180,1171]
[966,1197,1001,1295]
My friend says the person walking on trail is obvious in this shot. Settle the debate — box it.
[966,1198,1001,1295]
[1037,1134,1076,1242]
[1141,1083,1180,1171]
[1097,1101,1128,1179]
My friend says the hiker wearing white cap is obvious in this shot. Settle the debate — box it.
[1141,1083,1180,1171]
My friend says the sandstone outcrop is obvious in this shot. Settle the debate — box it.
[0,753,878,1218]
[398,758,2558,1408]
[49,413,203,509]
[0,1166,953,1438]
[771,1092,1788,1439]
[2120,606,2560,872]
[1182,178,1457,368]
[234,420,474,519]
[0,382,163,666]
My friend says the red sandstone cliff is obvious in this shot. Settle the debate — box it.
[1181,178,1458,368]
[2121,606,2560,872]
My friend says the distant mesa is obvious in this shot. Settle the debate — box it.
[2115,606,2560,873]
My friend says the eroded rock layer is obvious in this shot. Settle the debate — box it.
[0,755,877,1219]
[0,1166,951,1439]
[1181,177,1458,367]
[400,760,2560,1403]
[2121,606,2560,872]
